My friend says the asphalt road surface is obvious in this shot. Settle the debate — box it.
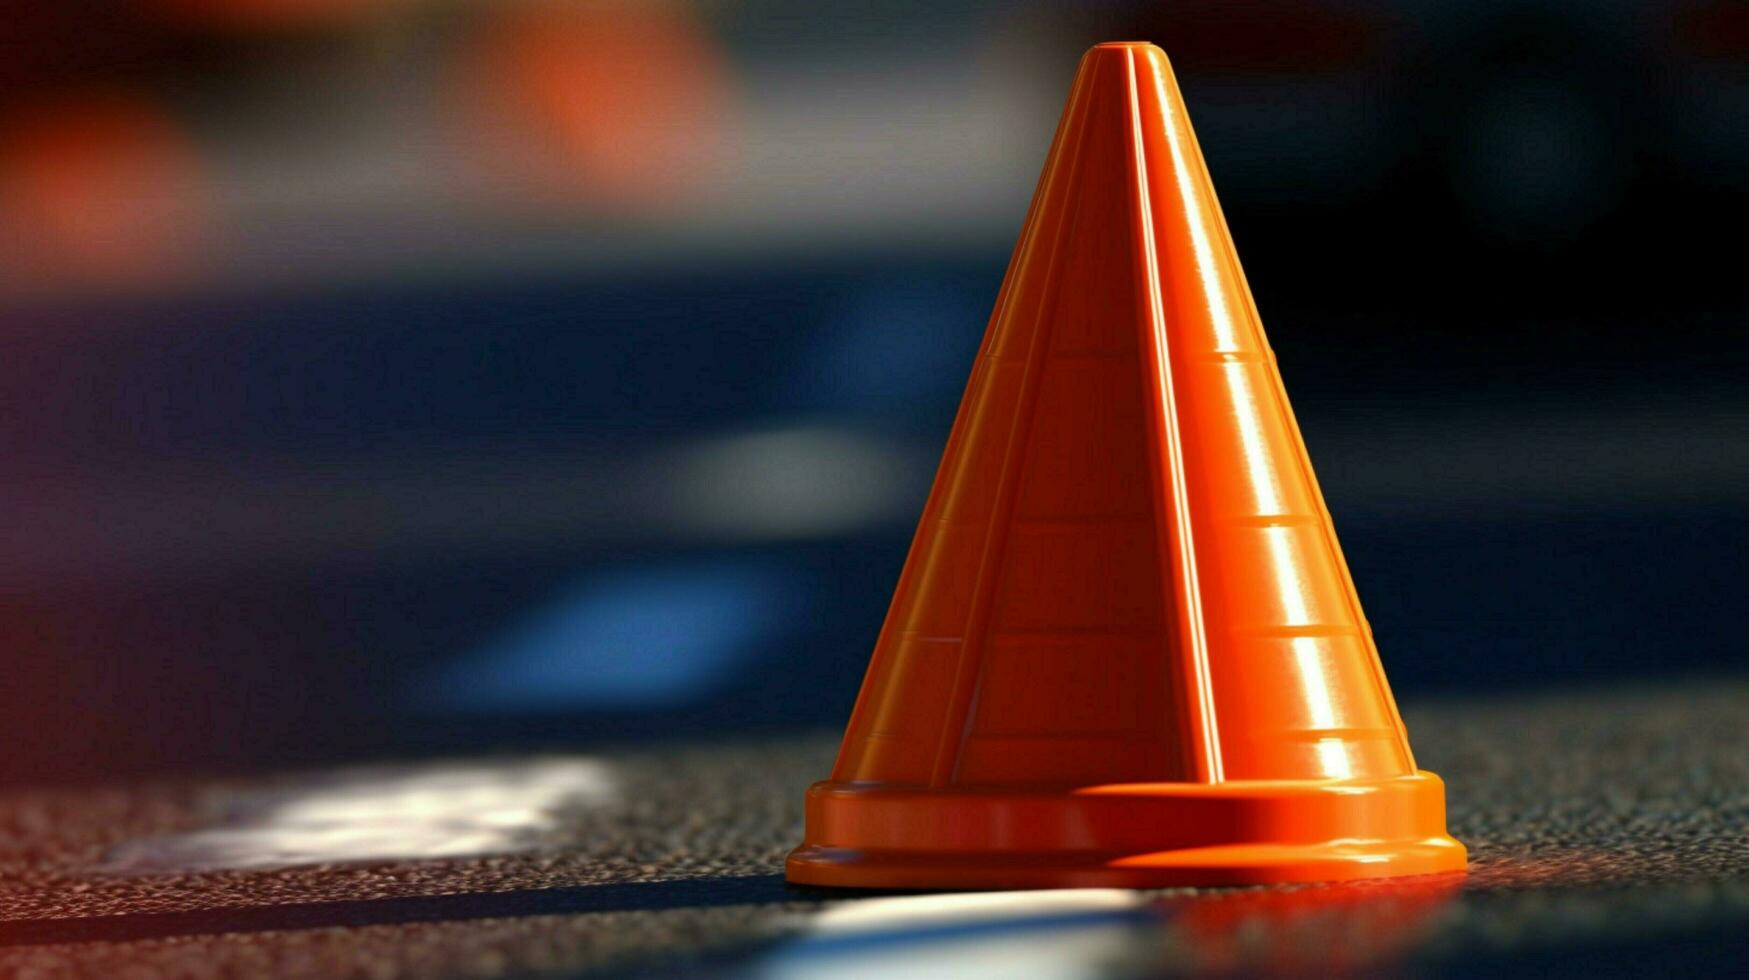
[0,677,1742,978]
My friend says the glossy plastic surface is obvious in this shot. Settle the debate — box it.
[787,42,1464,889]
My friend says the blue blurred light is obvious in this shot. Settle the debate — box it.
[417,559,804,713]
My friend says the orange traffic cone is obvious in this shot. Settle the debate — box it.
[787,42,1465,889]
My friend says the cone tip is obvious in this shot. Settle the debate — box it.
[1084,41,1168,70]
[1090,40,1163,54]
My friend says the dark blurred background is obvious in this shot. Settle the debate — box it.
[0,0,1743,784]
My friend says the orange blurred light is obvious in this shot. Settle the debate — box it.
[456,0,735,211]
[0,96,209,293]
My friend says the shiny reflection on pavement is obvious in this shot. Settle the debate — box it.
[97,758,617,874]
[1160,875,1463,975]
[760,889,1158,980]
[758,876,1462,979]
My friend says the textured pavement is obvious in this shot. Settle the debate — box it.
[0,677,1742,977]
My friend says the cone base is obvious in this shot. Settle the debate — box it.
[787,840,1466,890]
[786,771,1465,890]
